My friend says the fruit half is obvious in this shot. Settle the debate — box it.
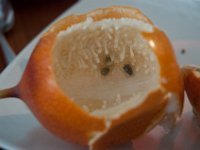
[182,65,200,118]
[0,6,184,149]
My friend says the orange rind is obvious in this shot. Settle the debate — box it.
[182,65,200,116]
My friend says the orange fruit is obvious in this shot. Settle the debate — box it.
[0,6,184,149]
[182,65,200,117]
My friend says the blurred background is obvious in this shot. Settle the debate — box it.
[0,0,78,73]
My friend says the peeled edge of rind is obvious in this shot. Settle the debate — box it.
[88,89,182,149]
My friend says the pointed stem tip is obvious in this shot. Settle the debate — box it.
[0,87,18,99]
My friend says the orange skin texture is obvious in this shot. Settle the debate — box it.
[143,29,184,111]
[10,6,184,149]
[182,67,200,115]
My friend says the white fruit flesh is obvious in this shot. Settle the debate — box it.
[52,18,160,118]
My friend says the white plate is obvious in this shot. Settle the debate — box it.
[0,0,200,149]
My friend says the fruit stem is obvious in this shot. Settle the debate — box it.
[0,87,18,99]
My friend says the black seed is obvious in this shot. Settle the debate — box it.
[123,64,133,76]
[105,56,112,66]
[101,67,110,76]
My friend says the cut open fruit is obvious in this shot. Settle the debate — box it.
[182,65,200,117]
[0,6,184,149]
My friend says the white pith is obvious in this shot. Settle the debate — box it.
[165,93,179,113]
[52,17,160,119]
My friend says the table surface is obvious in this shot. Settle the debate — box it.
[0,0,78,73]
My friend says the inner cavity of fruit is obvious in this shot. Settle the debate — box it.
[53,18,160,117]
